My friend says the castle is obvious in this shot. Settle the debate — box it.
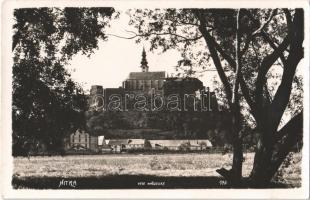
[89,48,218,111]
[122,48,165,93]
[63,49,232,153]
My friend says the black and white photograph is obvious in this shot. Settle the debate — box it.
[1,0,309,199]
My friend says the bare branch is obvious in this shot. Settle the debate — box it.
[193,9,233,105]
[261,33,286,64]
[232,9,242,105]
[195,17,257,117]
[243,9,291,111]
[107,31,203,42]
[254,35,290,109]
[273,111,303,143]
[106,33,137,39]
[206,34,257,117]
[124,29,139,35]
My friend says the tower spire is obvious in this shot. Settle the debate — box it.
[140,47,149,72]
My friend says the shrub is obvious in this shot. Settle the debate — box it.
[149,156,161,170]
[273,152,294,183]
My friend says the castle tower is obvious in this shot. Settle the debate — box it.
[140,47,149,72]
[89,85,104,109]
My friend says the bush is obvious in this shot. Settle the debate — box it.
[273,152,294,183]
[149,156,161,170]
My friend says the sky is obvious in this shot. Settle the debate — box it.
[66,10,304,99]
[67,11,218,92]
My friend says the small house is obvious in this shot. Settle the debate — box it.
[98,136,111,153]
[149,139,213,151]
[149,140,188,150]
[70,129,90,150]
[126,139,146,149]
[108,139,129,153]
[196,139,213,149]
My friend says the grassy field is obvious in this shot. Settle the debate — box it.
[13,152,302,189]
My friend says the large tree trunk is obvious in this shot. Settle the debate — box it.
[249,112,303,186]
[231,133,243,183]
[216,110,243,185]
[230,9,243,184]
[192,8,303,188]
[249,9,304,187]
[215,9,244,185]
[249,136,274,186]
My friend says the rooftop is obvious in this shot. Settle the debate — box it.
[108,139,129,146]
[149,140,212,147]
[128,71,165,80]
[128,139,145,145]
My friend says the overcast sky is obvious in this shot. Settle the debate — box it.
[66,10,304,98]
[67,11,218,92]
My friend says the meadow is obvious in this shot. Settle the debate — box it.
[13,152,302,189]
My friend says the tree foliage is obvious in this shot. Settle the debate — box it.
[127,8,304,185]
[12,7,115,156]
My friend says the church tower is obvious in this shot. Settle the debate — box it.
[140,47,149,72]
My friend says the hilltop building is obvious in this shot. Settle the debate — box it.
[63,49,232,154]
[122,48,165,94]
[89,48,218,111]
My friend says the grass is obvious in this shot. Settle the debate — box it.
[12,152,302,189]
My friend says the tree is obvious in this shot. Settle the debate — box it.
[126,8,304,186]
[12,7,115,156]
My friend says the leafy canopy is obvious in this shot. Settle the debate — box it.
[12,7,115,155]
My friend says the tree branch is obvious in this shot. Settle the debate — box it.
[252,10,277,36]
[208,33,257,118]
[283,9,292,27]
[268,9,304,129]
[193,10,233,105]
[232,9,242,106]
[244,9,288,63]
[240,9,277,57]
[260,33,286,64]
[273,111,303,143]
[107,31,203,42]
[254,35,290,111]
[268,111,303,179]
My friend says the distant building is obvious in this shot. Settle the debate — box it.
[65,129,99,152]
[70,129,89,150]
[126,139,152,149]
[96,136,111,153]
[163,77,203,96]
[64,135,213,154]
[89,48,219,111]
[89,85,104,108]
[122,48,165,94]
[108,139,129,153]
[149,140,212,151]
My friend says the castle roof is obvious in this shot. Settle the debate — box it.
[128,71,165,80]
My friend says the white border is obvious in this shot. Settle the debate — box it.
[1,0,309,199]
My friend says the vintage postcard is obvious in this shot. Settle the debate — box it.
[1,0,309,199]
